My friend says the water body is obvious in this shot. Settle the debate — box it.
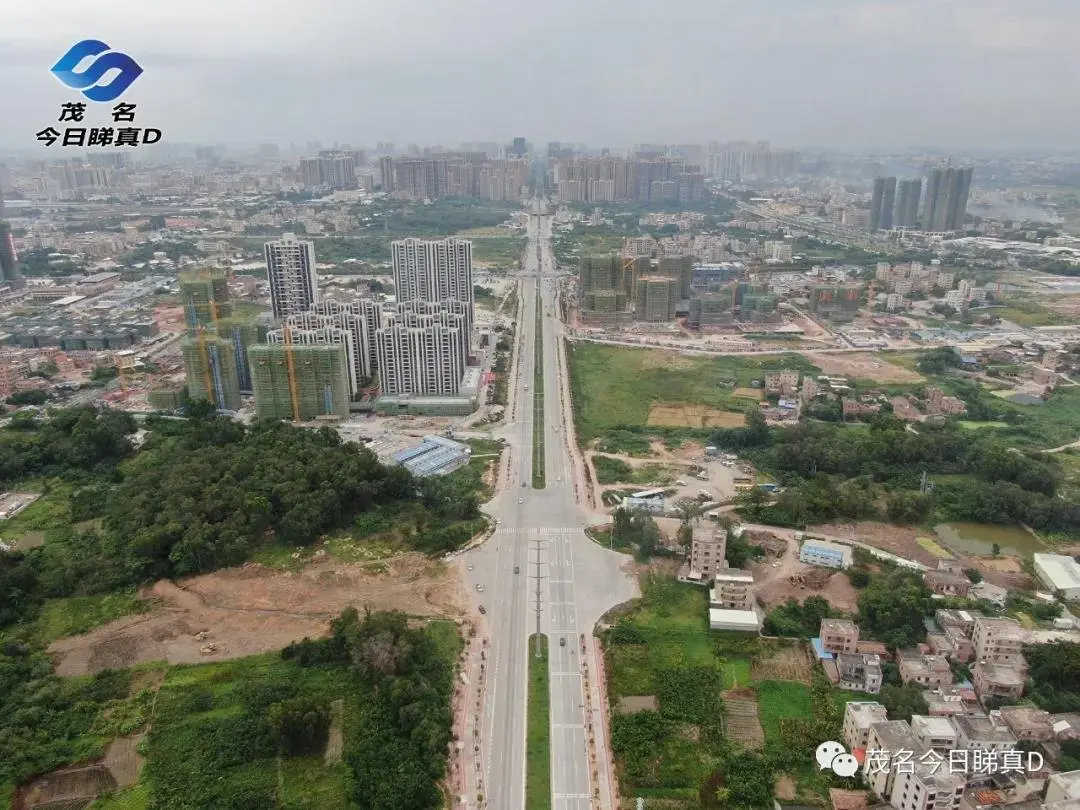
[935,522,1046,557]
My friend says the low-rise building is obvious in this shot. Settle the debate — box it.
[1044,769,1080,805]
[952,714,1017,752]
[799,537,853,569]
[864,720,922,799]
[972,616,1025,665]
[835,652,883,694]
[843,701,889,752]
[997,706,1053,743]
[972,662,1026,702]
[1033,553,1080,601]
[969,581,1008,607]
[888,755,965,810]
[924,568,972,598]
[710,569,754,611]
[911,714,960,754]
[708,607,759,633]
[935,609,981,635]
[821,618,860,654]
[924,685,980,718]
[898,652,954,688]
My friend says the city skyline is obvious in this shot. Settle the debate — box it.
[2,0,1079,151]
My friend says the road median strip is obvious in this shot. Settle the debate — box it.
[526,634,551,810]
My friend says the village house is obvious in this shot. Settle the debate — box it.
[898,651,955,688]
[972,616,1026,666]
[972,662,1026,702]
[820,618,860,655]
[832,652,883,694]
[843,701,889,752]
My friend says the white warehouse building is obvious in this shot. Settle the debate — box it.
[799,538,853,570]
[1033,553,1080,601]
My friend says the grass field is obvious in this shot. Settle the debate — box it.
[916,536,954,559]
[991,297,1076,327]
[532,291,546,489]
[526,635,551,810]
[472,236,526,268]
[35,590,149,643]
[755,681,812,744]
[566,342,819,443]
[719,657,752,689]
[0,481,74,549]
[958,420,1010,430]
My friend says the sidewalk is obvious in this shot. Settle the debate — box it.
[452,629,489,808]
[579,634,618,810]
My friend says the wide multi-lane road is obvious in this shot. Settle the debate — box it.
[464,198,637,810]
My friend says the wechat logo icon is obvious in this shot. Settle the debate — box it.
[816,740,860,778]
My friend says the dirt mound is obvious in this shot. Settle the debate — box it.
[49,553,466,677]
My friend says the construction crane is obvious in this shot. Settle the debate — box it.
[283,324,301,422]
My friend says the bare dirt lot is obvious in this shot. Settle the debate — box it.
[747,531,860,613]
[802,351,924,383]
[809,521,938,567]
[647,403,746,429]
[48,555,466,677]
[1043,295,1080,317]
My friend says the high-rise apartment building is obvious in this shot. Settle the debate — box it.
[634,276,677,322]
[923,167,973,233]
[375,306,468,397]
[0,222,25,290]
[181,334,243,412]
[179,269,232,333]
[391,237,474,327]
[265,233,318,318]
[248,343,350,421]
[869,177,897,231]
[308,299,383,383]
[895,179,922,228]
[298,152,357,190]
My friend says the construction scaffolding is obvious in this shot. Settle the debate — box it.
[247,343,350,422]
[179,269,232,333]
[180,333,242,411]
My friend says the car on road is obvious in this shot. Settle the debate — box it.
[518,497,524,504]
[476,584,484,592]
[478,605,486,614]
[559,637,566,647]
[514,565,519,574]
[522,481,526,487]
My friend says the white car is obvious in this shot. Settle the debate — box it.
[518,497,524,504]
[476,584,484,592]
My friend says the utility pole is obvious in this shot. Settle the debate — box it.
[532,537,546,658]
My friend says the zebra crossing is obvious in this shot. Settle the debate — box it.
[493,526,585,536]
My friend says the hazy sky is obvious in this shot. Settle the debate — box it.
[2,0,1077,151]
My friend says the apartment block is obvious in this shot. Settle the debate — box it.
[821,618,860,655]
[843,701,888,751]
[375,308,468,397]
[265,233,318,318]
[764,370,800,395]
[391,237,474,329]
[972,616,1025,665]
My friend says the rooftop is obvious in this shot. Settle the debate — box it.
[910,714,958,739]
[1034,553,1080,590]
[393,435,471,477]
[974,662,1027,687]
[821,617,858,635]
[953,713,1017,743]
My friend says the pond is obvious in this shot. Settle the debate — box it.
[934,522,1046,557]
